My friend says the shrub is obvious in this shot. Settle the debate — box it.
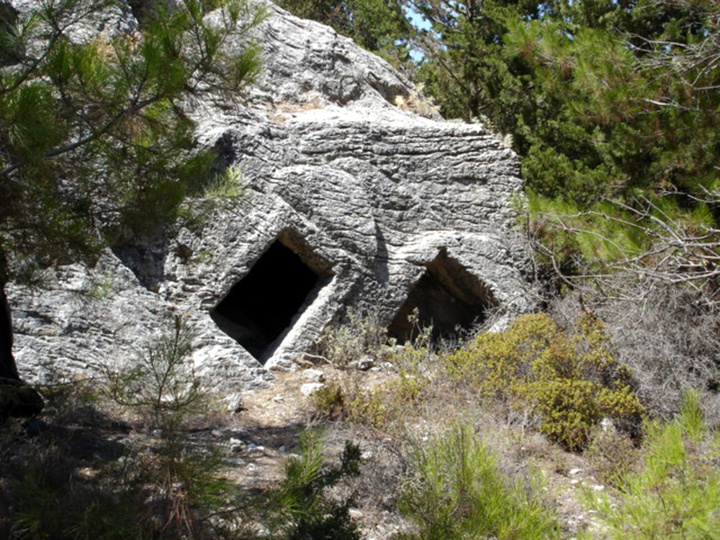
[585,392,720,538]
[585,421,638,487]
[444,312,644,450]
[397,425,561,540]
[11,445,141,539]
[106,315,204,431]
[314,308,388,368]
[312,381,347,420]
[265,430,362,540]
[312,371,429,429]
[570,286,720,422]
[104,315,234,538]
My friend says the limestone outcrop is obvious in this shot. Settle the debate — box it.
[10,1,534,389]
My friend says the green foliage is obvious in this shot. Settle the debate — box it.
[101,315,236,538]
[12,446,140,539]
[312,371,429,429]
[444,312,644,450]
[586,391,720,538]
[201,164,245,202]
[0,0,263,284]
[106,315,204,431]
[312,309,433,429]
[413,0,720,208]
[314,308,389,368]
[267,430,362,540]
[527,193,652,274]
[8,319,236,539]
[585,422,639,487]
[397,424,561,540]
[178,164,246,228]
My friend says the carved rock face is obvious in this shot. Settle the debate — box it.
[10,1,534,388]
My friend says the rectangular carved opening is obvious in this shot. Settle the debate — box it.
[387,249,497,344]
[211,234,329,362]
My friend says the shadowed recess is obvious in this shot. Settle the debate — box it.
[212,237,328,362]
[387,249,497,343]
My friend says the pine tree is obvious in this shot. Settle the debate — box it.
[0,0,263,408]
[409,1,718,201]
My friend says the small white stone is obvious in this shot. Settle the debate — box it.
[356,356,374,371]
[225,392,244,413]
[348,508,363,519]
[229,438,244,452]
[302,368,325,382]
[569,468,583,475]
[593,485,605,492]
[301,382,325,396]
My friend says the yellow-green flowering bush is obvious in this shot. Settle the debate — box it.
[444,313,643,450]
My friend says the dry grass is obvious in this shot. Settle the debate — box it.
[394,84,441,118]
[550,285,720,424]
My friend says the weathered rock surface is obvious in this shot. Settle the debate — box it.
[10,1,534,389]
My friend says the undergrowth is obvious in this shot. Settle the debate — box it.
[2,316,363,540]
[584,392,720,538]
[444,312,644,450]
[261,430,362,540]
[397,424,561,540]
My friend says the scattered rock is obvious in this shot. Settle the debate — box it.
[301,382,325,396]
[358,357,375,370]
[302,369,325,382]
[350,356,374,371]
[225,392,244,413]
[229,438,245,453]
[247,442,265,453]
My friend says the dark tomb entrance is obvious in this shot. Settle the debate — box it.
[212,235,329,362]
[387,249,497,344]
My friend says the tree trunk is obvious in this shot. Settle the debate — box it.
[0,282,43,418]
[0,283,19,381]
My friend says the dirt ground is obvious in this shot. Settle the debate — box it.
[221,366,610,539]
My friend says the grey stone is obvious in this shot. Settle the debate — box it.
[229,437,245,453]
[356,356,374,371]
[302,368,325,382]
[8,1,535,392]
[300,382,325,396]
[225,392,244,413]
